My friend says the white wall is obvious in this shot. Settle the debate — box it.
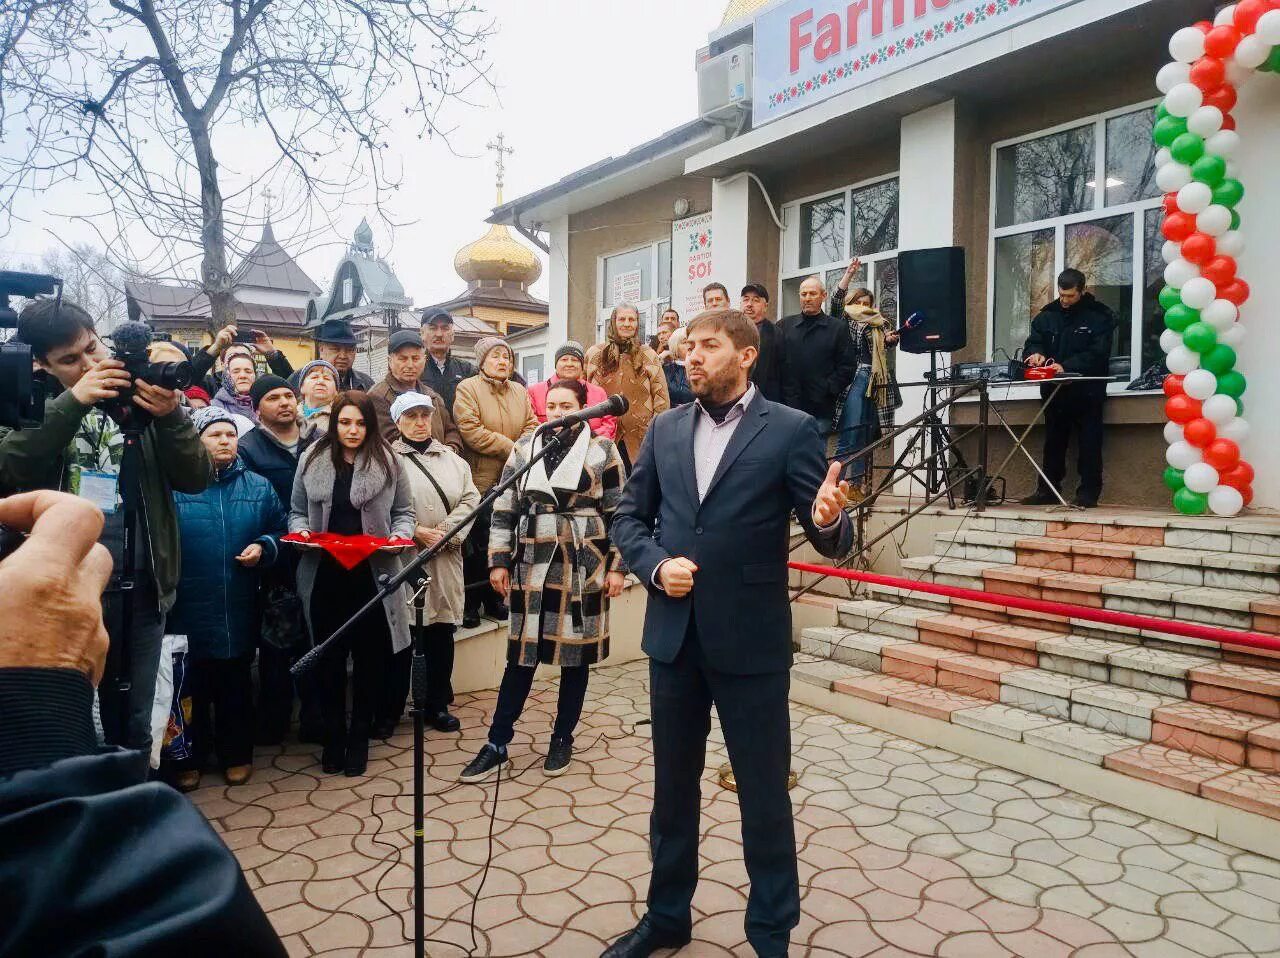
[545,215,570,369]
[1232,78,1280,510]
[895,100,958,487]
[711,175,751,300]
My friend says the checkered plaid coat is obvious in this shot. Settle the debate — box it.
[488,431,627,668]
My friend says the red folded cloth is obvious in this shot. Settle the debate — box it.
[282,532,414,570]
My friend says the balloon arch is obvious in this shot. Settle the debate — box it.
[1154,1,1280,517]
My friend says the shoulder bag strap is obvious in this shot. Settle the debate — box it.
[407,452,455,513]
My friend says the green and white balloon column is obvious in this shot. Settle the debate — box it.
[1156,1,1279,516]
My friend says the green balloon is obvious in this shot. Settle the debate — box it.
[1156,103,1171,120]
[1174,487,1209,516]
[1236,398,1245,416]
[1182,321,1218,354]
[1265,46,1280,73]
[1163,304,1199,332]
[1153,115,1189,148]
[1231,209,1242,231]
[1213,179,1245,208]
[1158,286,1182,312]
[1217,370,1247,398]
[1163,466,1186,492]
[1170,132,1205,165]
[1202,344,1237,376]
[1191,155,1227,187]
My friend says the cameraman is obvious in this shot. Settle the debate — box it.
[0,299,211,753]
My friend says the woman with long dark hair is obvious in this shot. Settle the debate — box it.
[289,391,415,776]
[459,377,627,782]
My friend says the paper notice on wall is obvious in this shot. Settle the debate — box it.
[609,269,643,308]
[671,212,714,319]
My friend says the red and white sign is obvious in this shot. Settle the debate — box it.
[753,0,1085,126]
[671,212,714,319]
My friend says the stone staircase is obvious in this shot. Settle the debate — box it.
[792,508,1280,840]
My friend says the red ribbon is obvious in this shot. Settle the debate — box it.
[282,532,413,570]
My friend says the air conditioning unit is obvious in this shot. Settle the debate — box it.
[698,44,753,124]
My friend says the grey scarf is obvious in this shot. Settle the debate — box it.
[304,444,390,508]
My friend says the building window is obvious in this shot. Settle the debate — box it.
[520,353,544,384]
[781,175,900,321]
[341,276,354,306]
[989,103,1162,386]
[597,240,672,340]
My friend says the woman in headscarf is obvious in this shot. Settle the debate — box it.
[289,391,415,776]
[387,391,480,735]
[453,336,539,627]
[585,303,669,469]
[661,326,695,407]
[831,279,903,487]
[458,378,627,782]
[297,358,340,435]
[211,352,259,427]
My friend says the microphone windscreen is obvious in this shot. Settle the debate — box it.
[111,320,154,355]
[609,394,630,416]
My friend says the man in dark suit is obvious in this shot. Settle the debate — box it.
[606,309,854,958]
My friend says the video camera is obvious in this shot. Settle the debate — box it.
[100,320,194,430]
[0,270,57,430]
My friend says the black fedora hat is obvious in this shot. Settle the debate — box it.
[314,318,358,346]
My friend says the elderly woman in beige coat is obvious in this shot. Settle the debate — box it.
[389,391,480,733]
[453,336,538,625]
[585,302,669,470]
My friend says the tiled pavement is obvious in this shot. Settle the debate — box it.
[190,661,1280,957]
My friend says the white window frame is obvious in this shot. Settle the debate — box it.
[987,98,1164,396]
[596,239,672,342]
[778,171,901,317]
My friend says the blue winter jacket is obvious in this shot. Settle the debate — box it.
[170,457,286,660]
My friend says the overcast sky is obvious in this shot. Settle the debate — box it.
[0,0,728,308]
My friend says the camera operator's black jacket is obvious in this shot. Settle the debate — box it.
[0,668,285,957]
[0,390,212,611]
[1023,294,1117,398]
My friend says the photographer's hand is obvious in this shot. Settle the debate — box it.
[0,491,112,685]
[133,379,181,418]
[211,325,237,356]
[70,359,132,407]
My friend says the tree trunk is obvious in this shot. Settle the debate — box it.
[188,119,235,335]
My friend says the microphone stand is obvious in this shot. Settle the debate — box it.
[290,425,569,958]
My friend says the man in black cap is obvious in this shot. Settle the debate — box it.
[420,309,475,413]
[741,283,782,402]
[288,318,373,393]
[368,329,464,452]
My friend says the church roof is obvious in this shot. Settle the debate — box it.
[429,282,548,317]
[230,221,321,296]
[453,222,543,286]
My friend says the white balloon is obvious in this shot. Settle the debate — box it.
[1177,181,1214,215]
[1219,417,1250,443]
[1234,34,1271,69]
[1183,368,1219,400]
[1164,83,1204,118]
[1226,60,1254,87]
[1197,205,1233,237]
[1187,106,1224,137]
[1166,345,1202,374]
[1202,394,1237,425]
[1225,160,1241,180]
[1258,9,1280,44]
[1221,323,1247,348]
[1217,230,1245,257]
[1167,441,1204,470]
[1184,462,1220,494]
[1202,299,1238,330]
[1180,277,1218,310]
[1208,485,1245,518]
[1157,161,1193,193]
[1206,129,1241,158]
[1156,147,1174,168]
[1157,61,1192,93]
[1215,4,1237,27]
[1164,420,1186,445]
[1165,259,1201,289]
[1170,26,1207,62]
[1160,328,1184,354]
[1162,240,1182,265]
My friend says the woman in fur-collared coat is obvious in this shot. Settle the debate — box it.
[457,379,627,783]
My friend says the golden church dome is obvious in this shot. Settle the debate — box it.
[720,0,772,26]
[453,221,542,286]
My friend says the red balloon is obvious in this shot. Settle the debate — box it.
[1162,211,1197,242]
[1163,193,1180,216]
[1181,233,1217,265]
[1222,278,1251,305]
[1166,394,1203,424]
[1190,57,1226,91]
[1184,417,1217,448]
[1203,85,1238,114]
[1235,0,1270,32]
[1204,438,1241,472]
[1201,255,1238,287]
[1163,374,1186,398]
[1242,485,1254,507]
[1205,25,1243,58]
[1193,20,1213,33]
[1221,461,1255,489]
[1222,114,1237,131]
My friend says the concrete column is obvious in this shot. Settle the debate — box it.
[711,175,751,300]
[895,100,958,488]
[545,215,570,366]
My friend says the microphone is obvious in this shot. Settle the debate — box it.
[541,394,629,431]
[902,311,925,330]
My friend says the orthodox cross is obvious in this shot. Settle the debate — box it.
[486,133,514,193]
